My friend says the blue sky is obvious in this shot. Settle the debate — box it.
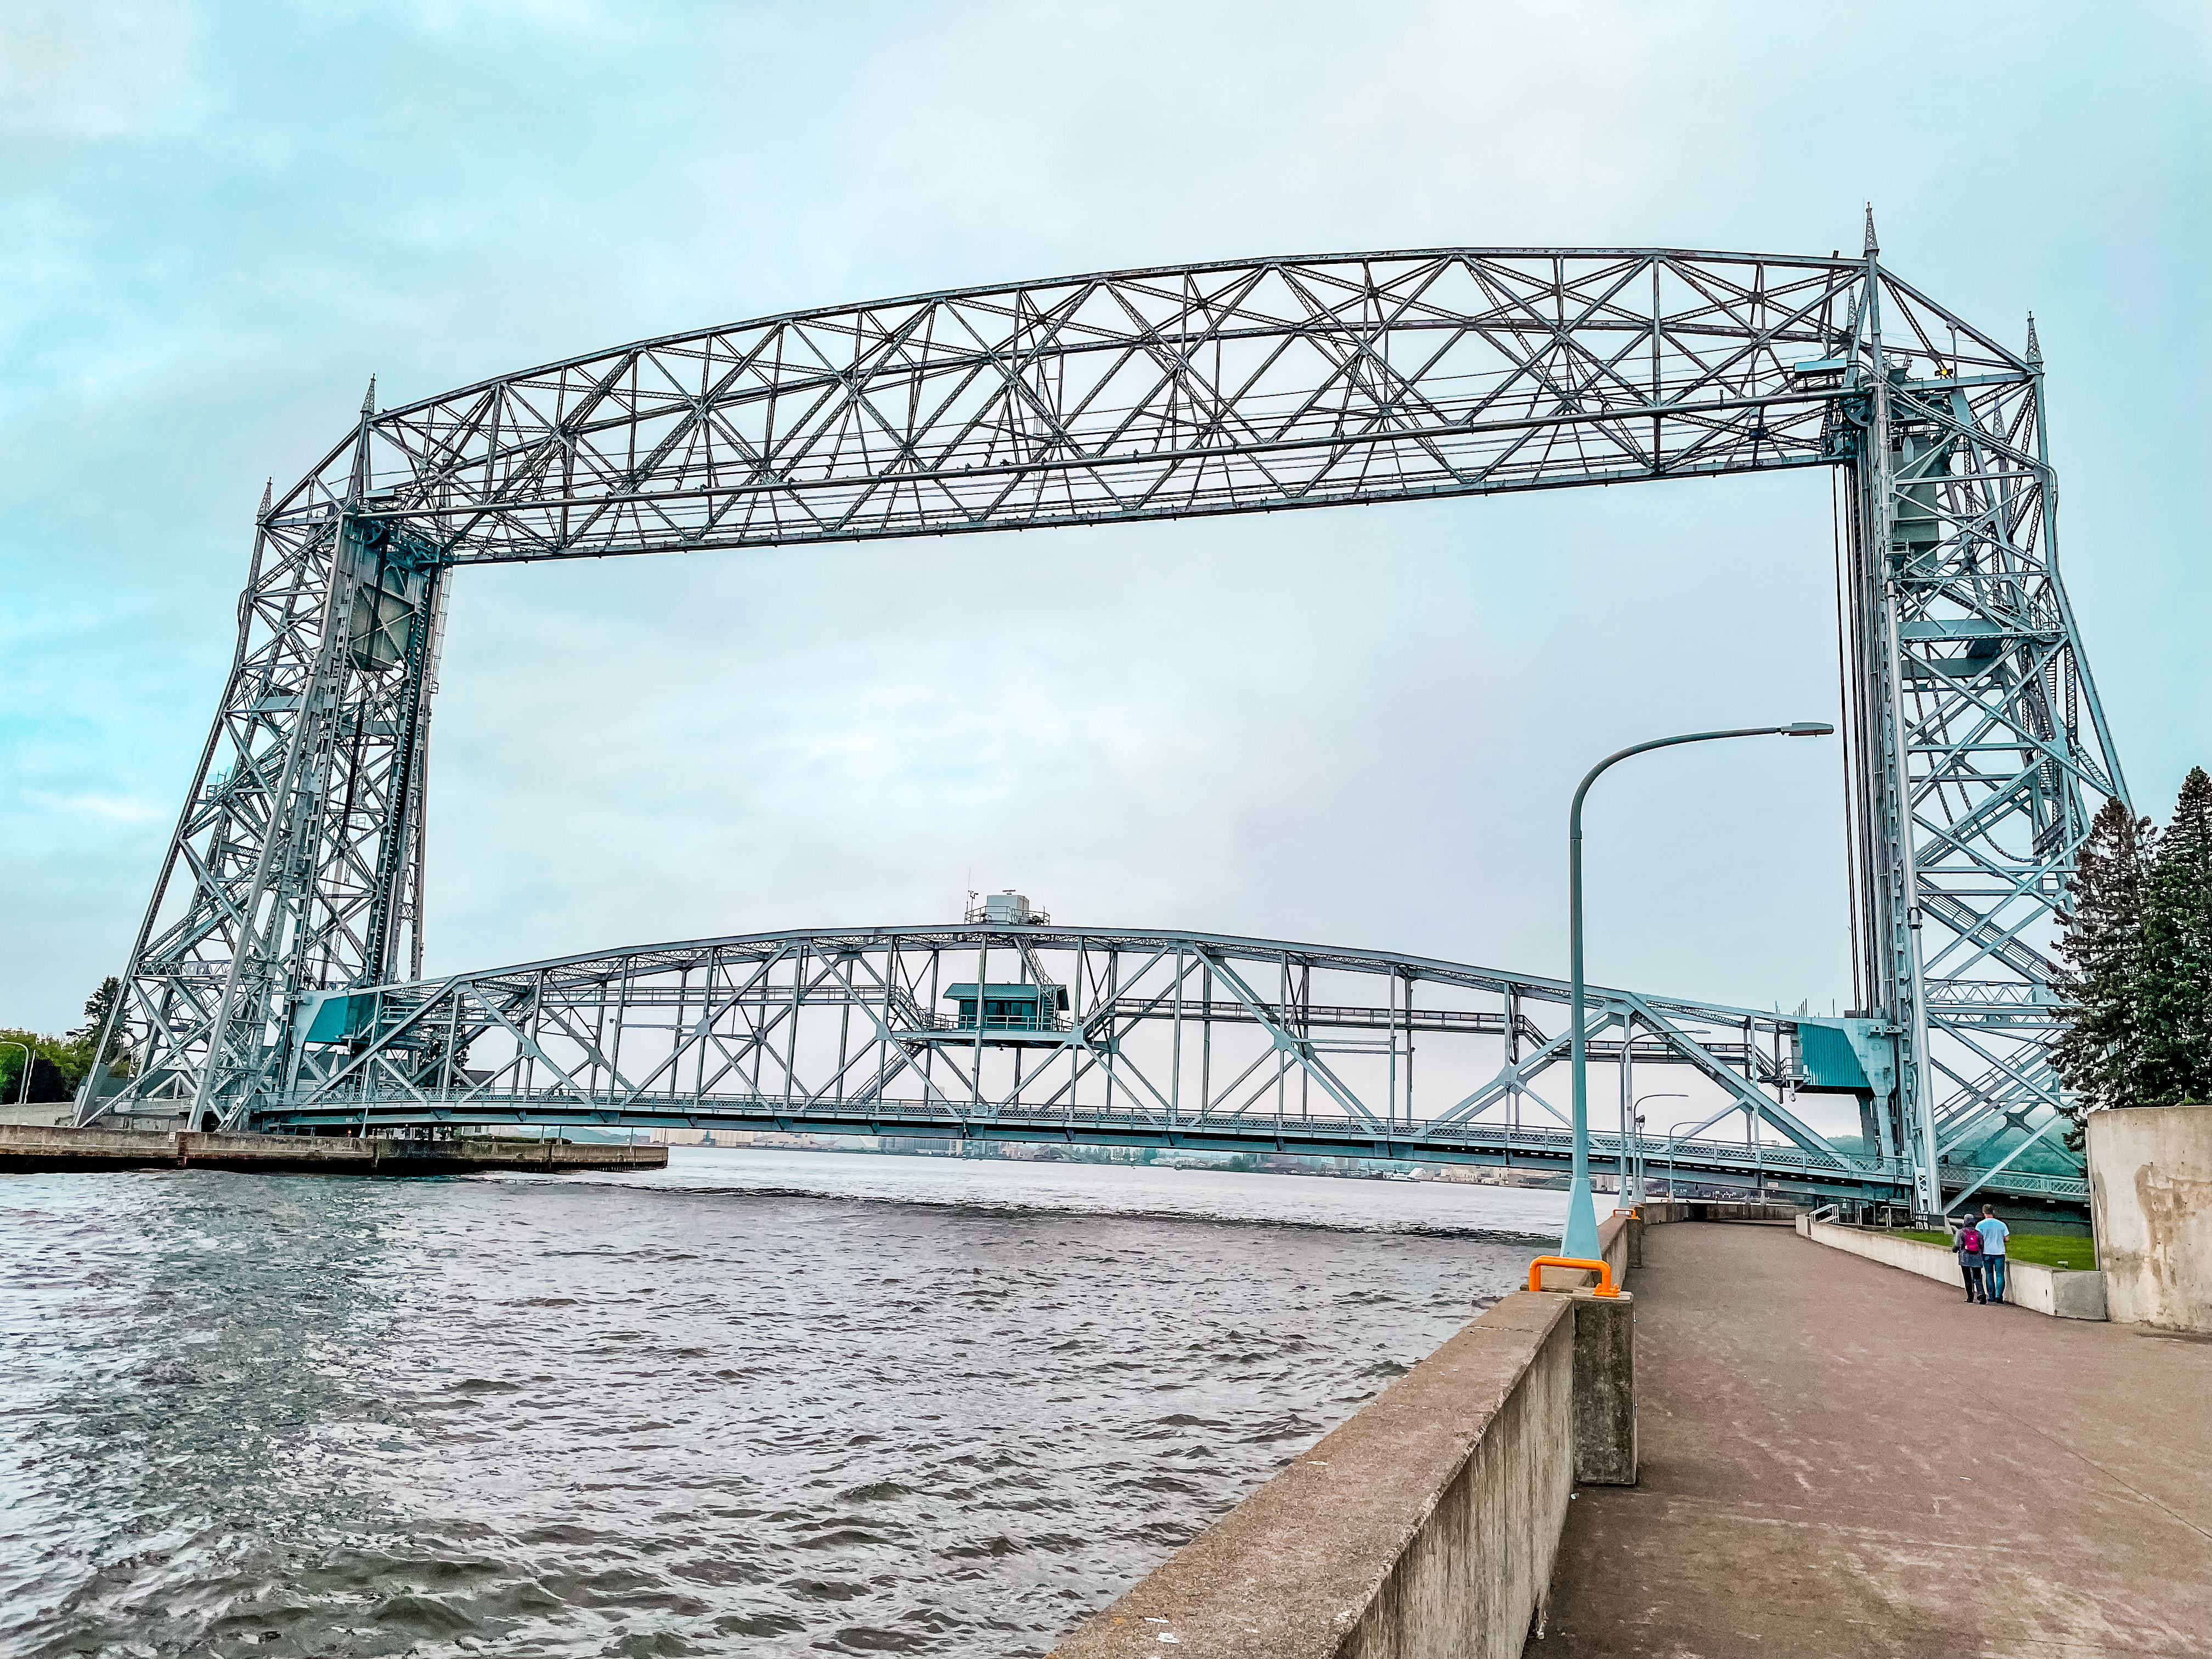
[2,0,2206,1036]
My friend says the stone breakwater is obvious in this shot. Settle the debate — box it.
[0,1122,666,1175]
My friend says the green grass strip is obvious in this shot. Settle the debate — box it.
[1886,1229,2096,1271]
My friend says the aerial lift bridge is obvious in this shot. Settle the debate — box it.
[82,223,2125,1215]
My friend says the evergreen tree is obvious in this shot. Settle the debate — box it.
[2051,796,2154,1114]
[2137,767,2212,1108]
[67,975,125,1064]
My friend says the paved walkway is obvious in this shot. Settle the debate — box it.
[1533,1221,2212,1658]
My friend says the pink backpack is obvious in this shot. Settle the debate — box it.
[1958,1227,1982,1255]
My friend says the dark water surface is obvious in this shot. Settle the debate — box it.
[1,1149,1556,1657]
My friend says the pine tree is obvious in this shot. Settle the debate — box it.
[2137,767,2212,1108]
[66,976,125,1064]
[2051,795,2153,1114]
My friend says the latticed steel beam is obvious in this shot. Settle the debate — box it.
[80,245,2125,1210]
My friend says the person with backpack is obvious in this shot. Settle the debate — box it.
[1954,1215,1986,1303]
[1977,1205,2011,1305]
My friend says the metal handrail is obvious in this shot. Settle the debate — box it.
[1528,1255,1620,1297]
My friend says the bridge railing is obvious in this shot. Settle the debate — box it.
[904,1014,1075,1035]
[256,1082,2081,1201]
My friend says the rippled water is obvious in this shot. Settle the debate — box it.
[1,1149,1561,1657]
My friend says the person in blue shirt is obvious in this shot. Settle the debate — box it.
[1976,1205,2011,1304]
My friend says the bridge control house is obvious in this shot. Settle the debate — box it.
[944,983,1071,1034]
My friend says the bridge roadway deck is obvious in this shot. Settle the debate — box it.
[253,1097,2086,1206]
[1532,1221,2212,1657]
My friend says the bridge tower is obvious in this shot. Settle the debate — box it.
[1835,216,2124,1211]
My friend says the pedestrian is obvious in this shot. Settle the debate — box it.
[1954,1214,1985,1302]
[1976,1205,2010,1304]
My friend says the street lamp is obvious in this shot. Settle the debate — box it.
[1628,1091,1686,1203]
[1561,721,1833,1260]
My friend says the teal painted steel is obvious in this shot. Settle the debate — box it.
[943,983,1070,1008]
[1795,1020,1872,1094]
[302,993,373,1046]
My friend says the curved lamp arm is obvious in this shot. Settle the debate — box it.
[1570,724,1836,846]
[1559,721,1834,1259]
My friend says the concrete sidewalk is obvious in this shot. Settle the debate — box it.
[1532,1221,2212,1657]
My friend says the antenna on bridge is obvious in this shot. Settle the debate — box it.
[2025,312,2043,367]
[256,478,272,520]
[361,375,377,417]
[1863,204,1880,259]
[967,890,1048,925]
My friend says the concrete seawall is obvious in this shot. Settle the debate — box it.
[1052,1215,1639,1657]
[0,1124,668,1176]
[1053,1289,1578,1659]
[2087,1102,2212,1331]
[1531,1208,1636,1291]
[1793,1212,2107,1319]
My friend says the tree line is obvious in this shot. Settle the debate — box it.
[0,978,125,1104]
[2052,766,2212,1119]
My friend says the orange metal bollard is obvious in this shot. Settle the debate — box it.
[1526,1255,1620,1296]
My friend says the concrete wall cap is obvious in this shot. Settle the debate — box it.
[1052,1290,1575,1657]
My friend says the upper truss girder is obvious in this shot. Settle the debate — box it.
[269,251,2019,563]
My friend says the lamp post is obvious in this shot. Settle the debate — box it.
[1561,721,1834,1260]
[1629,1091,1686,1203]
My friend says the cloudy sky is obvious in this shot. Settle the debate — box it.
[2,0,2206,1038]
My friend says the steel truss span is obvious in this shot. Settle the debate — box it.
[88,241,2126,1212]
[264,927,2083,1205]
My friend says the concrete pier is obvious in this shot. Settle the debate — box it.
[1533,1221,2212,1656]
[0,1123,667,1176]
